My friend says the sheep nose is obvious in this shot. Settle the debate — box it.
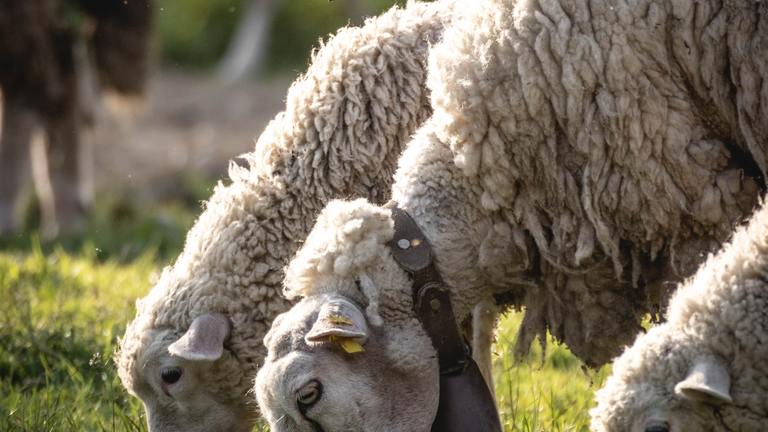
[644,422,670,432]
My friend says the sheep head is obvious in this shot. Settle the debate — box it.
[256,199,440,431]
[255,293,439,432]
[115,175,295,432]
[590,329,733,432]
[117,311,256,432]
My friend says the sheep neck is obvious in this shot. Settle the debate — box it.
[391,131,514,321]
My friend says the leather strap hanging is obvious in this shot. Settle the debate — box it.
[385,203,502,432]
[386,204,468,374]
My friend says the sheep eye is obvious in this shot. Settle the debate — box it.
[645,421,670,432]
[297,380,323,409]
[160,367,183,385]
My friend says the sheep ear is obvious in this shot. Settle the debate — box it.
[675,357,732,404]
[168,313,231,361]
[306,298,368,344]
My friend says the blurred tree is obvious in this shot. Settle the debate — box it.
[156,0,247,68]
[216,0,277,82]
[156,0,406,74]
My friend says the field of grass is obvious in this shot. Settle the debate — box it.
[0,189,608,431]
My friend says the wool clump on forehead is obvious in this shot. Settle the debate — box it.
[283,199,398,326]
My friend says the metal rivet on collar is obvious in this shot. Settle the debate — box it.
[430,298,441,311]
[397,238,411,249]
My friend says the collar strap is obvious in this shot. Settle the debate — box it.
[385,203,468,375]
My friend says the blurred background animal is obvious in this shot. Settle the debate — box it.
[0,0,153,238]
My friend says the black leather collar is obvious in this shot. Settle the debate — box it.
[385,203,503,432]
[385,203,469,374]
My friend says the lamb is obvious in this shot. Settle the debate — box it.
[590,199,768,432]
[0,0,153,237]
[255,0,768,427]
[115,3,454,431]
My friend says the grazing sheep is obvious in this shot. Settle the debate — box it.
[256,198,499,431]
[422,0,768,366]
[299,0,768,364]
[116,3,454,431]
[254,0,768,425]
[590,199,768,432]
[0,0,153,237]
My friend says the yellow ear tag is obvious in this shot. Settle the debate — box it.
[339,339,365,354]
[328,315,353,326]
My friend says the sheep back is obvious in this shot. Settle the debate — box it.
[425,0,766,365]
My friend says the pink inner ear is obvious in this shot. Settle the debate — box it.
[305,298,368,344]
[168,313,231,361]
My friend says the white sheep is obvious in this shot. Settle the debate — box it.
[255,0,768,427]
[115,3,454,431]
[255,198,502,431]
[590,199,768,432]
[421,0,768,366]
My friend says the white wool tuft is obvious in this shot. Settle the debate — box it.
[283,198,394,304]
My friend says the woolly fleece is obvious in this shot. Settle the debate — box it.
[260,0,768,424]
[400,0,766,366]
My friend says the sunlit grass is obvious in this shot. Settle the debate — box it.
[0,244,154,431]
[492,313,610,431]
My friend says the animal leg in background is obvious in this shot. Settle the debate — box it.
[0,97,38,235]
[35,32,86,238]
[40,100,84,238]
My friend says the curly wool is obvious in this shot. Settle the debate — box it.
[591,200,768,431]
[284,198,395,325]
[117,0,452,410]
[277,199,440,369]
[390,0,768,366]
[284,199,394,295]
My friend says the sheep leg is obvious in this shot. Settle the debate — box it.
[0,96,38,235]
[39,104,85,238]
[472,298,499,397]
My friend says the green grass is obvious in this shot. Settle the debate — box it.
[0,191,606,431]
[0,244,154,431]
[493,314,610,431]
